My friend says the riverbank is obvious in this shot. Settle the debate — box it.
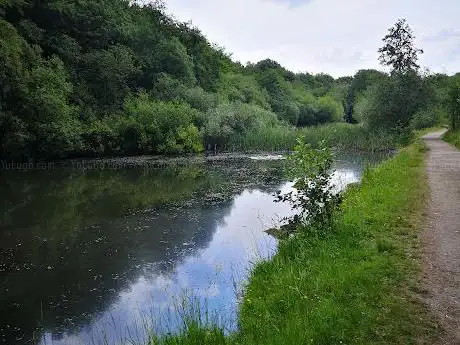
[150,140,439,344]
[0,124,399,170]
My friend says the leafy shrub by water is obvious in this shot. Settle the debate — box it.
[271,139,340,237]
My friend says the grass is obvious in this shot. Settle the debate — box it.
[443,129,460,148]
[227,126,298,152]
[300,123,400,152]
[148,140,439,345]
[223,123,400,153]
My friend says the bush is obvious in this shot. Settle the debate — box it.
[315,95,343,123]
[271,138,339,237]
[153,74,217,113]
[356,72,430,131]
[297,103,318,126]
[410,107,442,130]
[111,116,148,155]
[81,93,204,156]
[183,87,217,112]
[297,95,343,127]
[279,102,300,125]
[218,73,271,110]
[124,92,204,154]
[82,118,120,156]
[152,73,187,101]
[352,93,371,124]
[203,102,280,148]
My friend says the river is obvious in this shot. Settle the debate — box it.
[0,153,387,345]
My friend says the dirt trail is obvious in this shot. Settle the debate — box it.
[422,130,460,345]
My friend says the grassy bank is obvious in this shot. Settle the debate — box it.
[149,141,437,345]
[237,141,436,344]
[443,130,460,148]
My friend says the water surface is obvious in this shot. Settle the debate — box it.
[0,153,387,344]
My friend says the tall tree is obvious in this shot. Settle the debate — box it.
[378,19,423,74]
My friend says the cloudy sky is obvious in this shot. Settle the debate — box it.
[164,0,460,77]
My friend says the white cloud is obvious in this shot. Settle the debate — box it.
[164,0,460,77]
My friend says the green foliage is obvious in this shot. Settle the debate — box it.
[218,73,271,109]
[237,143,437,345]
[0,1,450,161]
[345,69,387,122]
[378,19,424,73]
[203,102,279,148]
[354,71,431,130]
[299,123,402,152]
[443,130,460,149]
[315,95,343,123]
[123,93,204,155]
[152,73,216,112]
[81,117,120,156]
[254,68,298,124]
[156,37,196,86]
[146,142,438,345]
[409,107,444,130]
[0,0,352,160]
[273,139,339,236]
[447,74,460,130]
[227,126,298,152]
[78,45,138,111]
[79,93,204,156]
[183,86,217,113]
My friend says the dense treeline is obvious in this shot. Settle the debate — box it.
[0,0,347,160]
[1,2,459,161]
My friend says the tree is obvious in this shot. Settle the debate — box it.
[354,71,430,130]
[378,19,423,74]
[0,0,352,161]
[447,74,460,130]
[345,69,387,122]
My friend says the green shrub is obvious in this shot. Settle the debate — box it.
[111,116,148,155]
[278,101,300,125]
[82,118,120,156]
[355,72,431,131]
[218,73,271,110]
[124,92,204,154]
[273,139,339,236]
[296,95,343,127]
[203,102,279,148]
[410,107,443,130]
[297,103,317,126]
[443,130,460,149]
[183,87,217,112]
[315,95,343,124]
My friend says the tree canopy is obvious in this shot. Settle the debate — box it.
[0,0,350,160]
[0,7,455,160]
[378,19,424,74]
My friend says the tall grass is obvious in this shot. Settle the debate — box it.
[222,123,399,153]
[226,126,298,152]
[300,123,399,152]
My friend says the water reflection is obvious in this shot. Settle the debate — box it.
[0,153,387,345]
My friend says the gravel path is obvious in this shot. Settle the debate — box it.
[422,130,460,345]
